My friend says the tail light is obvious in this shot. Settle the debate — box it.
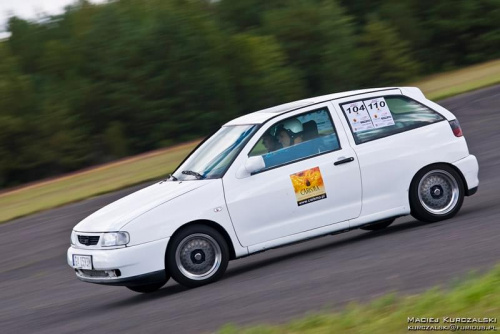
[449,119,463,137]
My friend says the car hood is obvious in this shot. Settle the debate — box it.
[74,180,213,232]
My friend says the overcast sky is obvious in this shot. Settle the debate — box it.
[0,0,107,35]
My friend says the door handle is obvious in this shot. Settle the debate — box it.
[334,157,355,166]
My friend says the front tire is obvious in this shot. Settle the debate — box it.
[410,164,464,223]
[126,280,168,293]
[167,225,229,288]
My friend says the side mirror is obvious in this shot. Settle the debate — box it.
[245,156,265,174]
[236,156,266,178]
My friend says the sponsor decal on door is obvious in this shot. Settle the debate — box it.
[290,167,327,206]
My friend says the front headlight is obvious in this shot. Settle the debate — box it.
[101,232,130,247]
[71,230,78,245]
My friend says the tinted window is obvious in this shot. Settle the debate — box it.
[249,108,340,171]
[340,96,444,144]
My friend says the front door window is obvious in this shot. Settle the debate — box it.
[249,107,341,172]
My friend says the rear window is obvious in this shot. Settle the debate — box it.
[340,95,444,144]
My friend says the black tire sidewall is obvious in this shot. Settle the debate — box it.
[126,281,167,293]
[360,218,396,231]
[410,164,464,223]
[166,224,229,288]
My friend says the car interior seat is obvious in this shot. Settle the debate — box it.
[302,120,319,140]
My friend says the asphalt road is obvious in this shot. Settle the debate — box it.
[1,86,500,333]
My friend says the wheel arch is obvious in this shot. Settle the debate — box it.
[167,220,237,261]
[409,162,468,195]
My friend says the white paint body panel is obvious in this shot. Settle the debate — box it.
[67,237,169,280]
[68,86,479,285]
[247,220,351,253]
[121,180,246,257]
[75,181,208,232]
[452,154,479,189]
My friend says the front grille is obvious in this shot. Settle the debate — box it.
[77,269,108,278]
[78,235,100,246]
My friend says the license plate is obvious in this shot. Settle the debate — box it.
[73,255,92,270]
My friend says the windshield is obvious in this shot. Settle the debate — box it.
[172,125,257,180]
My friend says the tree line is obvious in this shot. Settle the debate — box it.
[1,0,499,187]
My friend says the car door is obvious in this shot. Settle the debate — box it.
[222,103,362,248]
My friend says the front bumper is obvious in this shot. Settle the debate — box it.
[67,237,170,286]
[452,154,479,196]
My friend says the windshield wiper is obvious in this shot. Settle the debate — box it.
[181,170,205,179]
[159,174,177,184]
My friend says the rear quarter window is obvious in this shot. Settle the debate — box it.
[340,95,444,144]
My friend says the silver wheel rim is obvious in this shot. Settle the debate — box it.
[418,170,459,215]
[175,233,222,281]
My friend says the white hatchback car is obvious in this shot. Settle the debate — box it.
[68,87,479,293]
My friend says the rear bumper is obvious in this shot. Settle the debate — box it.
[452,154,479,196]
[466,186,478,196]
[67,237,169,286]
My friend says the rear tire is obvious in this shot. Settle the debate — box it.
[410,164,464,223]
[360,218,395,231]
[167,224,229,288]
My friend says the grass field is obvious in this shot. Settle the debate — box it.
[219,265,500,334]
[411,59,500,101]
[1,59,500,223]
[0,141,200,223]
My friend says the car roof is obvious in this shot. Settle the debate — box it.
[224,87,402,126]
